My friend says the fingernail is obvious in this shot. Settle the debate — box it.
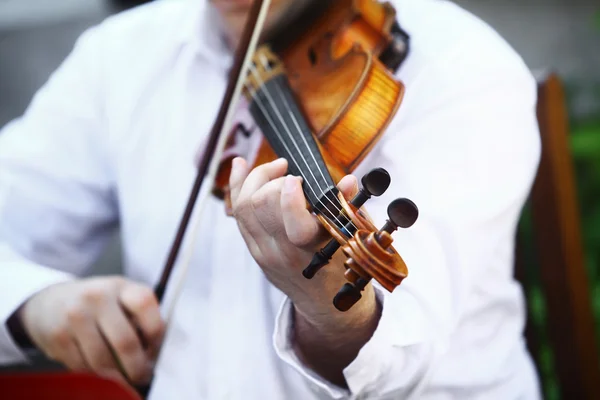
[274,158,287,168]
[231,157,241,172]
[231,158,246,180]
[283,175,297,194]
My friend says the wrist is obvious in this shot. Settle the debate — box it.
[290,285,382,387]
[293,284,380,338]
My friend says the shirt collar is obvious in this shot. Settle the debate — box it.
[179,0,233,68]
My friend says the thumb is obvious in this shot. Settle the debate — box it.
[337,175,359,200]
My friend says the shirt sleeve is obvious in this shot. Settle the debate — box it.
[272,34,541,399]
[0,26,118,364]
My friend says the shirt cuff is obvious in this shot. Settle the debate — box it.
[0,253,75,365]
[273,285,400,399]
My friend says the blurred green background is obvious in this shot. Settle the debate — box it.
[520,9,600,400]
[526,104,600,400]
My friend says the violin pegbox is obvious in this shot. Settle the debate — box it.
[303,168,391,279]
[304,168,419,311]
[334,197,418,311]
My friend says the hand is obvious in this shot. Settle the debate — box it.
[18,276,165,386]
[229,157,381,386]
[228,157,364,317]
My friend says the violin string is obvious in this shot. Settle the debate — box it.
[246,62,357,233]
[268,71,359,233]
[245,61,357,232]
[266,59,344,208]
[244,74,351,232]
[245,56,356,231]
[246,62,326,200]
[265,80,360,232]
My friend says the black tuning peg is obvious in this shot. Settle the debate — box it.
[303,168,392,280]
[332,199,418,312]
[379,198,419,235]
[352,167,391,206]
[333,278,369,312]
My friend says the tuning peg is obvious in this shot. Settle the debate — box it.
[303,168,392,280]
[333,280,367,312]
[379,198,419,235]
[352,167,391,206]
[303,240,340,279]
[332,198,418,312]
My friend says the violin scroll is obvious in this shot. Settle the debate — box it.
[303,167,391,279]
[334,197,418,311]
[304,168,419,311]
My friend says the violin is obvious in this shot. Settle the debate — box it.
[157,0,418,314]
[0,1,418,399]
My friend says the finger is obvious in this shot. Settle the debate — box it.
[337,174,359,200]
[280,174,322,249]
[47,334,89,372]
[235,158,288,209]
[119,282,165,361]
[97,301,152,384]
[69,309,126,383]
[236,221,264,260]
[229,157,250,208]
[249,176,287,237]
[232,158,288,241]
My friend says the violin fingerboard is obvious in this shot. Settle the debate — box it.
[248,74,343,223]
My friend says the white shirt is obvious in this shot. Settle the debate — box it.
[0,0,543,399]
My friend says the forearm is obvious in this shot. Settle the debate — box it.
[291,285,381,387]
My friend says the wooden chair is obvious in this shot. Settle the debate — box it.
[515,71,600,399]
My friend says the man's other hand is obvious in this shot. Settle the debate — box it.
[18,276,165,386]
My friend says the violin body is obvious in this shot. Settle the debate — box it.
[210,0,416,311]
[214,0,408,201]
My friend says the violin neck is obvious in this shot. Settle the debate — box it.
[248,74,342,222]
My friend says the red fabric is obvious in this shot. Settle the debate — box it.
[0,372,141,400]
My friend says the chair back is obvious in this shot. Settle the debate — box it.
[517,71,600,399]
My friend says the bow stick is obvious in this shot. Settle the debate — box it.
[138,0,272,397]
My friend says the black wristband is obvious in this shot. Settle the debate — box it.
[6,307,37,352]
